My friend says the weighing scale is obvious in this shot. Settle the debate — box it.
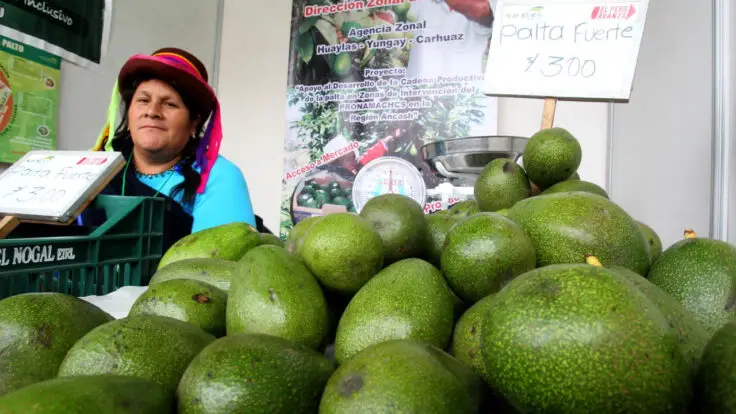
[420,136,529,210]
[351,156,427,213]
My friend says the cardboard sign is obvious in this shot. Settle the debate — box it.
[483,0,650,100]
[0,150,124,222]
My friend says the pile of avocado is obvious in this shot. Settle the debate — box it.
[296,178,355,212]
[1,127,735,413]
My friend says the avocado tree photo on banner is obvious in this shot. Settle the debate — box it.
[281,0,499,239]
[0,0,113,67]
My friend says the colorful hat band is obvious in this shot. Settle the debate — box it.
[92,53,223,195]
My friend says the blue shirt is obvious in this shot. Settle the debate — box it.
[136,155,256,232]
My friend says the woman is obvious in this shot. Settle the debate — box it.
[90,47,260,251]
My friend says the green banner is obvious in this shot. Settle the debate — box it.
[0,0,112,66]
[0,35,59,163]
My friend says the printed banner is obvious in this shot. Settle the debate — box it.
[281,0,499,238]
[0,0,112,67]
[0,35,60,163]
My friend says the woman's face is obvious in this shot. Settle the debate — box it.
[128,79,198,158]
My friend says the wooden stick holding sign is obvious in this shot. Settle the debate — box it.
[482,0,650,129]
[0,150,125,239]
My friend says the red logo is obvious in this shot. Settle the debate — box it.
[77,157,108,166]
[591,4,636,20]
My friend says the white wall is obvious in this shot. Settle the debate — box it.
[609,0,714,249]
[217,0,611,232]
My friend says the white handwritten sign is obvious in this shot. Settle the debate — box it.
[483,0,650,100]
[0,150,124,222]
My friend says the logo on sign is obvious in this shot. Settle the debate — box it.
[591,5,636,20]
[24,155,54,164]
[505,6,544,20]
[77,157,108,166]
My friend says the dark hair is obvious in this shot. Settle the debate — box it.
[111,73,208,206]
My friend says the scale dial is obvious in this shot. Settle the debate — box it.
[352,156,427,213]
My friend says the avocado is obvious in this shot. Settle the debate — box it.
[177,333,334,414]
[149,257,239,293]
[158,222,261,269]
[450,294,520,413]
[333,53,352,76]
[609,264,709,372]
[333,258,455,364]
[522,127,583,189]
[259,232,283,247]
[473,158,531,211]
[637,221,663,264]
[285,215,322,257]
[648,229,736,335]
[0,293,113,396]
[129,279,228,337]
[450,294,496,382]
[693,321,736,413]
[442,212,536,303]
[320,339,481,413]
[359,193,428,263]
[227,245,329,349]
[57,315,215,393]
[507,191,651,275]
[424,214,463,268]
[495,208,510,217]
[300,212,384,294]
[481,263,691,413]
[0,375,174,414]
[542,179,609,199]
[449,200,479,217]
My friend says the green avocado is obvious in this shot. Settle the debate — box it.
[177,333,334,414]
[507,191,651,276]
[522,127,583,189]
[320,339,482,414]
[0,375,174,414]
[481,263,691,413]
[694,321,736,413]
[129,279,228,337]
[334,258,455,364]
[57,315,215,393]
[424,213,463,268]
[473,158,531,211]
[284,216,323,257]
[648,230,736,335]
[149,257,240,293]
[259,232,283,247]
[300,213,384,294]
[227,245,329,349]
[441,212,536,304]
[449,200,479,217]
[542,179,609,199]
[158,222,261,269]
[0,293,113,396]
[637,221,663,264]
[359,193,428,264]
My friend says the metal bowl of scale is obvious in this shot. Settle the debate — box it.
[420,136,529,178]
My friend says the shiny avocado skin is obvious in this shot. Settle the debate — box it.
[0,375,175,414]
[177,333,334,414]
[481,263,691,413]
[694,321,736,413]
[0,292,113,396]
[507,191,651,276]
[648,236,736,336]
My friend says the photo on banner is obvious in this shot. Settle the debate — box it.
[281,0,499,239]
[0,35,60,164]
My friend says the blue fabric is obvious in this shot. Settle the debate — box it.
[137,155,256,232]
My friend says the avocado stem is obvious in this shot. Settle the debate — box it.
[584,255,602,267]
[684,229,697,239]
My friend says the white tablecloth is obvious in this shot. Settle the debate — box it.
[80,286,149,319]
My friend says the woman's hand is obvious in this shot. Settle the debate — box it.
[445,0,493,27]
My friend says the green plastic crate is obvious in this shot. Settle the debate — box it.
[0,195,164,299]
